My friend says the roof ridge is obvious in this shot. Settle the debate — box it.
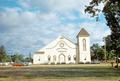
[77,28,90,37]
[58,35,75,44]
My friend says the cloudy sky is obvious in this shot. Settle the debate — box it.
[0,0,110,55]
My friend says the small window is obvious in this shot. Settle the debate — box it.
[38,57,40,61]
[48,55,51,61]
[74,55,76,61]
[68,55,71,61]
[84,57,86,60]
[83,39,86,51]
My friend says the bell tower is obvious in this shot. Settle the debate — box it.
[76,28,91,63]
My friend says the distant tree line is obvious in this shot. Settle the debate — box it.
[0,45,32,63]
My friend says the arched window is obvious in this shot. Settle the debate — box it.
[38,56,40,61]
[68,55,71,61]
[73,55,76,61]
[83,39,86,51]
[53,55,56,61]
[84,57,86,60]
[48,55,51,61]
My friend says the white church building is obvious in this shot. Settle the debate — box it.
[33,28,91,64]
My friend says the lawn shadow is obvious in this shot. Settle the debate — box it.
[0,66,120,79]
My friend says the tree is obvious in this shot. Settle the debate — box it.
[3,55,11,62]
[85,0,120,68]
[104,35,116,60]
[24,53,33,62]
[91,44,99,60]
[0,45,7,62]
[91,43,105,61]
[11,53,24,62]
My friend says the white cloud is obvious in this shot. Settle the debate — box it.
[18,0,91,18]
[19,0,89,11]
[79,22,110,45]
[0,8,60,29]
[0,0,110,55]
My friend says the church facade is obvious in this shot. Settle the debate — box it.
[33,28,91,64]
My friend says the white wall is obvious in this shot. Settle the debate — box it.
[33,35,91,64]
[33,36,76,64]
[78,36,91,63]
[33,54,48,64]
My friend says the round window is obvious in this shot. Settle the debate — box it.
[60,43,64,47]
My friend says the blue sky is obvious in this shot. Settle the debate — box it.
[0,0,110,56]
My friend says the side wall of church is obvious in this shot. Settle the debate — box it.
[33,54,47,64]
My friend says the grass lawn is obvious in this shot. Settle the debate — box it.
[0,64,120,81]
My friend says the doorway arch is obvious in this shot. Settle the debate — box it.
[59,54,65,64]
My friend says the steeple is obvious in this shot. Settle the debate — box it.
[76,28,91,63]
[77,28,89,37]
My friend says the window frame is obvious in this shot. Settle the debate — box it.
[83,39,87,51]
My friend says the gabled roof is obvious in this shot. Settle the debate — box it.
[77,28,90,37]
[35,35,76,53]
[58,35,75,45]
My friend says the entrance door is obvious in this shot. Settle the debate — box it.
[59,54,65,64]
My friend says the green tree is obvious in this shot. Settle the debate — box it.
[91,43,105,61]
[85,0,120,68]
[97,47,105,61]
[0,45,7,62]
[11,53,24,62]
[91,44,99,60]
[24,53,32,62]
[104,35,116,60]
[3,55,11,62]
[107,50,115,60]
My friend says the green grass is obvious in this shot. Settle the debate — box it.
[0,64,120,81]
[0,77,120,81]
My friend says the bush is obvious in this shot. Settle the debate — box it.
[91,61,100,64]
[57,62,60,64]
[85,62,91,64]
[79,62,84,64]
[61,62,65,64]
[51,62,55,65]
